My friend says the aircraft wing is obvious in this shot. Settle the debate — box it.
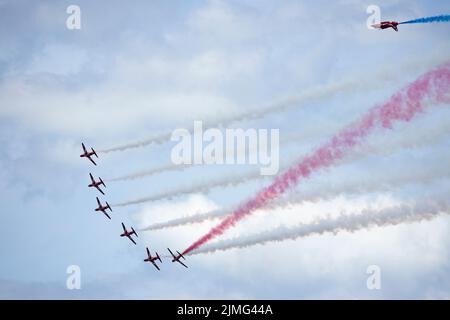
[167,248,176,259]
[128,235,136,245]
[96,197,101,206]
[88,156,97,166]
[147,247,151,257]
[82,143,87,153]
[103,212,111,220]
[176,259,188,268]
[152,261,160,271]
[121,223,127,232]
[95,185,105,195]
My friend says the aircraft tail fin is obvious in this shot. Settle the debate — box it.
[131,227,138,237]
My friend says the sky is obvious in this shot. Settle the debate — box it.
[0,0,449,299]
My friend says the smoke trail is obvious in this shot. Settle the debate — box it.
[139,163,450,231]
[182,62,450,256]
[98,56,449,153]
[400,14,450,25]
[109,104,450,183]
[108,163,189,182]
[112,169,265,207]
[107,129,303,182]
[99,132,172,153]
[112,121,450,206]
[190,201,449,255]
[99,83,352,153]
[98,86,341,153]
[139,130,450,231]
[138,208,229,231]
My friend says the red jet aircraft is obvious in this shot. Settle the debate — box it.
[372,21,399,31]
[168,248,188,268]
[120,222,138,245]
[88,173,106,195]
[144,247,162,271]
[95,197,112,220]
[80,143,98,165]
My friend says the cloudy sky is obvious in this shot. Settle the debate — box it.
[0,0,449,299]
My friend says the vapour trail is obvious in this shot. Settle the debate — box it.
[139,158,450,231]
[108,115,450,182]
[107,124,329,182]
[112,121,450,207]
[136,117,450,229]
[107,163,190,182]
[98,56,448,153]
[400,14,450,25]
[189,201,449,255]
[112,170,264,207]
[181,62,450,256]
[106,129,305,182]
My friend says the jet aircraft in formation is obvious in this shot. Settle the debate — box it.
[81,143,189,271]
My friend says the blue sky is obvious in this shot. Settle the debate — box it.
[0,0,449,299]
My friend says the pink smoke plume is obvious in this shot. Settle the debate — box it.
[182,63,450,256]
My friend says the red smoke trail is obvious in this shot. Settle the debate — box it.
[182,63,450,256]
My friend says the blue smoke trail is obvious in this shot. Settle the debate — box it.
[399,14,450,25]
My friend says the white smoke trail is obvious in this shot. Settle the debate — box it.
[107,132,280,181]
[99,132,172,153]
[115,129,450,208]
[107,163,190,182]
[98,55,449,153]
[139,166,450,231]
[112,169,265,207]
[189,200,450,255]
[138,208,229,231]
[106,130,304,182]
[108,105,450,182]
